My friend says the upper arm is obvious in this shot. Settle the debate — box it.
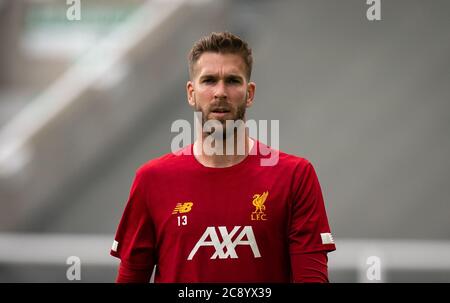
[110,170,156,273]
[288,162,336,254]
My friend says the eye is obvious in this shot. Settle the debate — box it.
[227,78,241,84]
[202,78,215,84]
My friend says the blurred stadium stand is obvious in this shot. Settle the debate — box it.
[0,0,449,282]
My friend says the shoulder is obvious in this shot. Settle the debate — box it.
[279,150,312,169]
[256,140,312,170]
[135,145,192,178]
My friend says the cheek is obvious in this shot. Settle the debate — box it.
[230,88,247,101]
[195,88,214,102]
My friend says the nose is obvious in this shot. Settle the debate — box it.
[214,80,227,100]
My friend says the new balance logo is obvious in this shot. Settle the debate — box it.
[172,202,193,214]
[188,226,261,260]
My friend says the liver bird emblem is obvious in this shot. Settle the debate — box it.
[252,191,269,213]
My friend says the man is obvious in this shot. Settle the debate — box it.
[110,32,336,283]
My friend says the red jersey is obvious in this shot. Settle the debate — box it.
[110,140,336,282]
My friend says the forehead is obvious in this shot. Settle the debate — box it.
[194,52,246,77]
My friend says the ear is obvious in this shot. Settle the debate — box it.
[186,81,195,107]
[246,82,256,108]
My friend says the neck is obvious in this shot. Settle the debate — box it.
[193,130,254,168]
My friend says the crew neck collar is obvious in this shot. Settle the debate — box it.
[190,138,259,171]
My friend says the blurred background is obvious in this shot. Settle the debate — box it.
[0,0,449,282]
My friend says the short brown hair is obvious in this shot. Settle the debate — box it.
[188,31,253,81]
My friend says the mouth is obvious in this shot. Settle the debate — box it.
[210,111,230,120]
[210,108,231,115]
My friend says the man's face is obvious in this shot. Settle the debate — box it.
[187,52,255,131]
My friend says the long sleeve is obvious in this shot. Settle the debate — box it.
[290,251,329,283]
[116,261,153,283]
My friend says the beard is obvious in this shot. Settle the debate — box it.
[194,93,247,140]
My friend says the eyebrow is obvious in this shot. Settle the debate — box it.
[199,74,244,81]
